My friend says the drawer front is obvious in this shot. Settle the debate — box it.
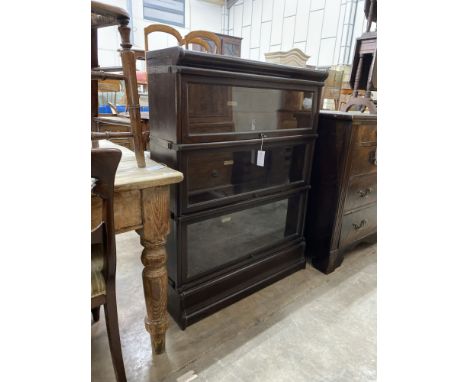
[113,190,142,232]
[344,173,377,212]
[350,145,377,176]
[92,190,142,233]
[339,204,376,248]
[355,123,376,145]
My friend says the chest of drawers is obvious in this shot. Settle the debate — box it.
[305,111,377,274]
[147,47,327,328]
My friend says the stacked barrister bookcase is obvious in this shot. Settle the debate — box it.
[147,47,327,329]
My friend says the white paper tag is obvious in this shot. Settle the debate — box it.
[257,150,265,167]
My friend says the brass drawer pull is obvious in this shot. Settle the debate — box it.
[358,188,373,198]
[352,219,367,230]
[369,149,377,165]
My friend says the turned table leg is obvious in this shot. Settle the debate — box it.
[138,186,170,354]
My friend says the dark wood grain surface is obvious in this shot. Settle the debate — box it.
[305,111,377,274]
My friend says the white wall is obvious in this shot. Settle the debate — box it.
[227,0,371,67]
[97,0,373,69]
[97,0,224,68]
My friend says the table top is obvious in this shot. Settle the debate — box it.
[97,140,183,191]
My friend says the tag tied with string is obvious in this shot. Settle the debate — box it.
[257,134,266,167]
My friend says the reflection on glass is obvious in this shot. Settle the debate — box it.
[187,144,306,206]
[186,196,299,278]
[188,84,314,134]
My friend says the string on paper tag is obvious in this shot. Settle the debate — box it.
[257,134,265,167]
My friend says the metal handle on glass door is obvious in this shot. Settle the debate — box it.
[369,150,377,165]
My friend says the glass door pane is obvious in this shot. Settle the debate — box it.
[185,193,302,279]
[186,143,308,208]
[187,83,314,136]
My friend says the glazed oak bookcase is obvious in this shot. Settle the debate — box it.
[147,47,327,329]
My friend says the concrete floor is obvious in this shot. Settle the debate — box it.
[91,232,376,382]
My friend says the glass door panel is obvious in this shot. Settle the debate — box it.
[185,143,308,209]
[185,193,303,279]
[187,83,315,137]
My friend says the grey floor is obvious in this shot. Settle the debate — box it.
[91,232,377,382]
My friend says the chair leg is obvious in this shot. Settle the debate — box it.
[92,306,101,322]
[104,288,127,382]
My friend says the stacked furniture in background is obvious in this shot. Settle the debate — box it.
[147,47,327,329]
[91,1,146,167]
[264,48,311,68]
[305,111,377,274]
[190,32,242,57]
[144,25,222,53]
[341,0,377,113]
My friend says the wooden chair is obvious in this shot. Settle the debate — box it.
[143,24,221,54]
[91,1,146,168]
[341,0,377,113]
[91,148,126,382]
[184,30,221,53]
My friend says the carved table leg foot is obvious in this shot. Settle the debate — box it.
[138,186,170,354]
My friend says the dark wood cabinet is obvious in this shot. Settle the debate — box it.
[147,47,327,328]
[305,111,377,274]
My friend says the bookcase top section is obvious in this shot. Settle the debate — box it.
[146,47,328,83]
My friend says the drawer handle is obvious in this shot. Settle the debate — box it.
[352,219,367,230]
[358,188,373,198]
[369,150,377,166]
[211,169,219,177]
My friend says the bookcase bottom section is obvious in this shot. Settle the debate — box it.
[168,241,306,329]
